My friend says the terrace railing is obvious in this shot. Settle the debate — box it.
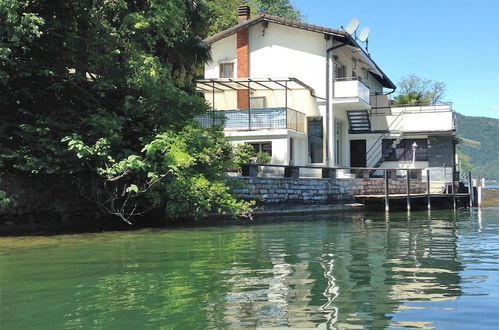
[196,107,306,133]
[333,77,370,104]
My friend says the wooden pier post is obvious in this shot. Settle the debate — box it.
[406,169,411,211]
[426,169,431,210]
[384,169,390,212]
[468,171,473,207]
[452,171,457,209]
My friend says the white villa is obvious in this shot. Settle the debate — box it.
[196,6,457,174]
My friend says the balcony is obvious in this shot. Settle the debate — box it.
[333,77,371,110]
[370,104,454,133]
[196,107,306,133]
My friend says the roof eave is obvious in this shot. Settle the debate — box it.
[205,14,347,45]
[345,35,396,90]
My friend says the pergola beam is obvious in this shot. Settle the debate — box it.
[247,78,273,89]
[197,81,224,91]
[227,79,256,91]
[269,78,289,89]
[209,79,238,90]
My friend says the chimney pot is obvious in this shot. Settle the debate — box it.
[238,5,251,22]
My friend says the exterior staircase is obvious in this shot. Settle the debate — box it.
[363,110,405,175]
[347,110,371,133]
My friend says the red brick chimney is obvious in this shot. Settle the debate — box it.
[237,5,250,109]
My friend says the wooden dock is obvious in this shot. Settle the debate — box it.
[354,193,471,211]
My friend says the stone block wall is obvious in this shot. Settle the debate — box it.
[349,178,425,195]
[231,177,425,203]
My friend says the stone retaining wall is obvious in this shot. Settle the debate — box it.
[232,177,425,203]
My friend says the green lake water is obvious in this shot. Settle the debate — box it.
[1,208,498,329]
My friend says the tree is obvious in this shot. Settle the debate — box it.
[393,74,446,106]
[1,0,252,222]
[205,0,302,35]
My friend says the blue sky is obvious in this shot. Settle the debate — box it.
[293,0,499,118]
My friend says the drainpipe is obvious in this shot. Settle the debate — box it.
[325,40,347,166]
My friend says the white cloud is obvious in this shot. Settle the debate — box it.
[489,105,499,110]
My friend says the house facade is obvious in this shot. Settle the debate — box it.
[197,6,456,175]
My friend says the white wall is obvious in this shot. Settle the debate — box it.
[207,90,237,109]
[205,34,237,78]
[227,130,307,166]
[371,111,454,132]
[403,112,454,132]
[203,22,396,167]
[249,23,329,98]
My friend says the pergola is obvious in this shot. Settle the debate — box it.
[195,77,318,109]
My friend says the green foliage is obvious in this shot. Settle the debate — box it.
[1,0,211,175]
[456,113,499,180]
[255,151,271,164]
[2,0,253,221]
[230,144,271,170]
[393,92,431,106]
[393,74,446,106]
[457,150,473,178]
[205,0,302,35]
[0,190,11,209]
[165,174,253,218]
[63,125,253,222]
[232,144,257,168]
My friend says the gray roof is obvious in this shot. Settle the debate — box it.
[205,14,346,44]
[204,14,396,90]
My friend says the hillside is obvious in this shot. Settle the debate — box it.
[455,113,499,181]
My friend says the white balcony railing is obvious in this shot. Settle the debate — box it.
[333,77,370,104]
[370,104,454,132]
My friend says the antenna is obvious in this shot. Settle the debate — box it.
[344,18,359,35]
[358,27,370,42]
[358,27,370,54]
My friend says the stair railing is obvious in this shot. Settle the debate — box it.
[365,111,404,168]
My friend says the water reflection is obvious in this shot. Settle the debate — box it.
[1,209,498,329]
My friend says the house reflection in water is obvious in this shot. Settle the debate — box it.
[216,213,463,329]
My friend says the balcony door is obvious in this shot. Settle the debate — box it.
[350,140,366,167]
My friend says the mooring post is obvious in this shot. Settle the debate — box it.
[452,171,457,209]
[426,169,431,210]
[468,171,473,207]
[384,169,390,212]
[406,169,411,211]
[404,169,410,211]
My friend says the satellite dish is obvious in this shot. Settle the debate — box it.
[344,18,360,35]
[358,27,370,42]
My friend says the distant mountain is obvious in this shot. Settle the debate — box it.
[455,113,499,181]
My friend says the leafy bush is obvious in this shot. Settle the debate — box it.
[63,125,254,223]
[232,144,257,169]
[0,190,11,209]
[255,151,271,164]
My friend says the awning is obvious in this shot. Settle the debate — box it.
[346,45,383,78]
[456,136,481,148]
[195,77,316,93]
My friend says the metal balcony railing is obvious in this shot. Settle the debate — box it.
[196,107,306,133]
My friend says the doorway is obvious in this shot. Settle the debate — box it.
[350,140,366,167]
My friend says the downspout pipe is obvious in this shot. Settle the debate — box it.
[325,41,347,166]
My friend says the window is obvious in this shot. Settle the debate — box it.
[334,61,346,78]
[250,96,266,109]
[247,142,272,156]
[308,117,323,163]
[382,139,428,161]
[219,62,234,78]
